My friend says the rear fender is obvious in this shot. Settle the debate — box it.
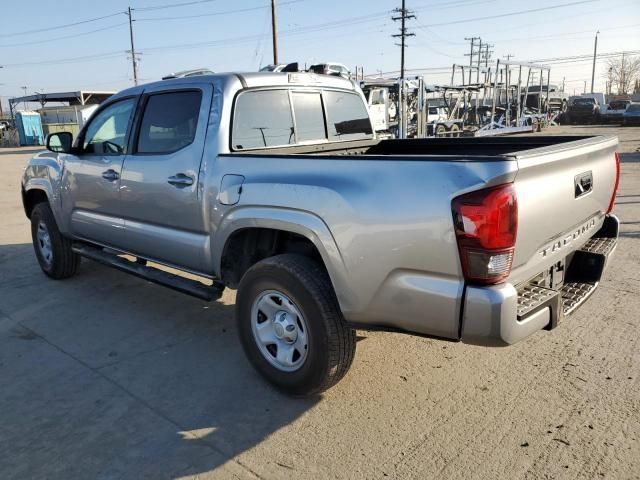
[213,206,356,312]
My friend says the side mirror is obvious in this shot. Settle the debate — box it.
[46,132,73,153]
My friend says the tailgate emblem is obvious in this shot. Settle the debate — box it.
[575,171,593,198]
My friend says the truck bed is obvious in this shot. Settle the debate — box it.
[238,135,601,158]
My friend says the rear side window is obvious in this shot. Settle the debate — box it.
[324,91,373,141]
[137,91,202,154]
[292,92,326,142]
[233,90,294,149]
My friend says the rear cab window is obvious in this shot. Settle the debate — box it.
[136,90,202,154]
[232,90,294,150]
[231,88,372,151]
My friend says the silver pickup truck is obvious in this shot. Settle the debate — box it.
[22,72,620,395]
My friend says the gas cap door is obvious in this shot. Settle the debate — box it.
[218,174,245,205]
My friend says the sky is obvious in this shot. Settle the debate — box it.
[1,0,639,111]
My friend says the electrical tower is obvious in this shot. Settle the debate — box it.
[464,37,493,84]
[392,0,415,79]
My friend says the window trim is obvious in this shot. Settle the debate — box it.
[77,95,139,156]
[229,86,373,153]
[130,88,204,156]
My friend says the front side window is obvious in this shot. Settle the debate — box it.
[292,92,326,142]
[137,91,202,154]
[83,98,135,154]
[324,91,373,141]
[232,90,294,149]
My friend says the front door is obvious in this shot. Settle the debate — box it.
[60,97,137,248]
[118,84,213,272]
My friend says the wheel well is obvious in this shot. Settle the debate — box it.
[220,228,324,288]
[23,189,49,218]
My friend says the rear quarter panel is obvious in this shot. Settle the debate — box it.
[208,154,517,339]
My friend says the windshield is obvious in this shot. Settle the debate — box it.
[609,101,630,110]
[572,98,595,106]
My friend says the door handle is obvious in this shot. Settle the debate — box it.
[168,173,194,187]
[102,169,119,181]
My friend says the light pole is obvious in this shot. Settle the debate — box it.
[21,86,28,111]
[0,66,4,118]
[590,30,599,93]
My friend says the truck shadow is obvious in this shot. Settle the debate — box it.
[0,243,319,479]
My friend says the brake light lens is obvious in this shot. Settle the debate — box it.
[451,183,518,284]
[606,152,620,214]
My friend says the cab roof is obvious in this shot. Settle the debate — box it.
[111,71,357,101]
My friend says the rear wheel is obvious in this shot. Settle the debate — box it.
[236,254,356,396]
[30,202,79,279]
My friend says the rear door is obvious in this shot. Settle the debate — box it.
[118,83,213,272]
[61,96,137,248]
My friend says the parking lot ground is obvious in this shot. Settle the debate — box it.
[1,126,639,479]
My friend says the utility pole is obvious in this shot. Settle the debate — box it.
[464,37,480,84]
[21,86,28,111]
[590,30,599,93]
[621,51,626,94]
[476,38,482,83]
[271,0,278,65]
[392,0,415,79]
[0,65,3,118]
[127,7,139,86]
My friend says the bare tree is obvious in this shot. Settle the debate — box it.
[605,55,640,95]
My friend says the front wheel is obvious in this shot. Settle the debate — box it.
[30,202,80,279]
[236,254,356,396]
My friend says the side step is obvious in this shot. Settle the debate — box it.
[72,243,225,301]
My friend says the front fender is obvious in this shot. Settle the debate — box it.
[213,206,357,313]
[22,152,66,228]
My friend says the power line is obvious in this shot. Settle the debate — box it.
[0,12,124,38]
[0,23,127,48]
[136,0,302,21]
[420,0,599,28]
[135,0,219,11]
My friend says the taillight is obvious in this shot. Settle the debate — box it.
[451,183,518,285]
[606,152,620,213]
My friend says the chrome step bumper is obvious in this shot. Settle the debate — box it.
[461,215,618,346]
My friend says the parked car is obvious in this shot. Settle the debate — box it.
[601,100,631,124]
[308,62,351,78]
[567,96,600,124]
[23,72,620,396]
[524,84,569,113]
[623,103,640,126]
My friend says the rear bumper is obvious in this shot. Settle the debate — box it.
[460,215,619,346]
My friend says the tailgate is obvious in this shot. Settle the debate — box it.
[509,136,618,285]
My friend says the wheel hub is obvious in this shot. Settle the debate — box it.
[273,311,298,343]
[251,290,308,372]
[37,221,53,265]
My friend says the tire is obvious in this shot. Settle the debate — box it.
[236,254,356,396]
[30,202,80,279]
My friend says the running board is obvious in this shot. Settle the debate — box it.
[72,243,225,301]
